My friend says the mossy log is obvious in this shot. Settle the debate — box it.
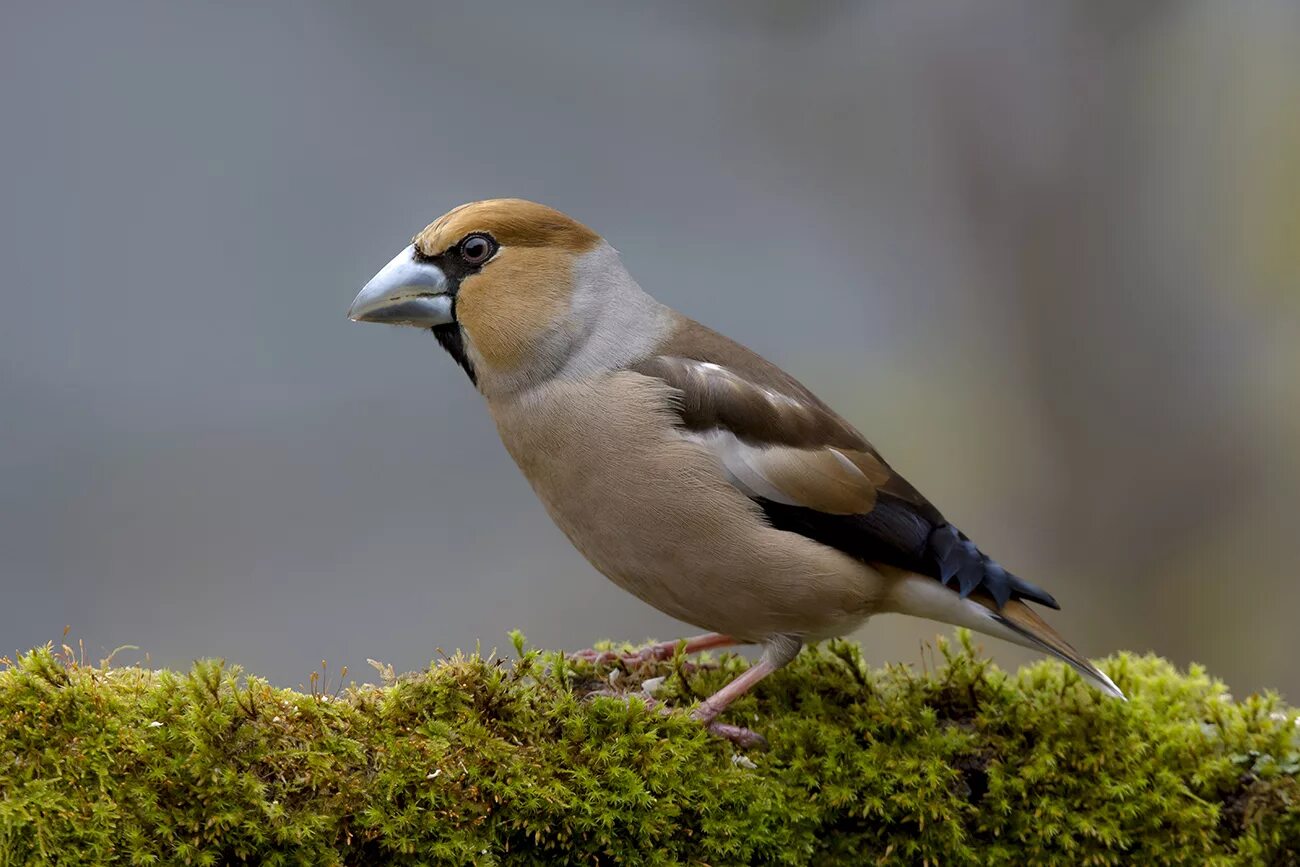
[1,633,1297,865]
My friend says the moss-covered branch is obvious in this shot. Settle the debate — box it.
[1,634,1297,865]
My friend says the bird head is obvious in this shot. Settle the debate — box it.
[349,199,665,394]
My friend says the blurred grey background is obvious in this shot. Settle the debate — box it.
[3,2,1298,697]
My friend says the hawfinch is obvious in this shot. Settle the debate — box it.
[349,199,1123,741]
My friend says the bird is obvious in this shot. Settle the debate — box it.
[347,198,1124,743]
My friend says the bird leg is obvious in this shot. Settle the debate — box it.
[571,632,736,666]
[639,632,736,661]
[573,634,800,749]
[690,635,802,747]
[689,657,779,725]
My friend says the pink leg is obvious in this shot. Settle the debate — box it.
[572,632,736,665]
[690,637,802,747]
[690,657,778,724]
[640,632,736,661]
[573,634,801,749]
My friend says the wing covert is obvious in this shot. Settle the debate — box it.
[632,318,1058,610]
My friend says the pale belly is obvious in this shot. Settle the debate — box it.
[488,374,883,641]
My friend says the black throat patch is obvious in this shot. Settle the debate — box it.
[415,243,489,387]
[432,322,476,385]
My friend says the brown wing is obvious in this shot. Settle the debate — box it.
[633,317,1058,610]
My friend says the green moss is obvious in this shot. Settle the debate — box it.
[1,634,1297,865]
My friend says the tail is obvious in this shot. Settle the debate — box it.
[977,596,1126,700]
[927,523,1060,610]
[888,574,1126,700]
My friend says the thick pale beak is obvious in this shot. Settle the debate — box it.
[348,245,453,326]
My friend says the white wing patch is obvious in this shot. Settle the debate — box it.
[684,430,794,504]
[682,429,877,514]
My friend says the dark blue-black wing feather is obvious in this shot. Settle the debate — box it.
[633,317,1060,611]
[756,493,1059,610]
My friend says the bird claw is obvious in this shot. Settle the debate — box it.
[572,640,765,747]
[581,683,767,748]
[569,647,658,667]
[704,720,767,749]
[568,647,618,664]
[569,642,709,669]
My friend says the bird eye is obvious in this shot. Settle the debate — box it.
[459,233,496,265]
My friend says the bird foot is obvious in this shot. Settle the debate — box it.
[569,646,662,667]
[569,640,718,670]
[704,720,767,749]
[580,687,767,748]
